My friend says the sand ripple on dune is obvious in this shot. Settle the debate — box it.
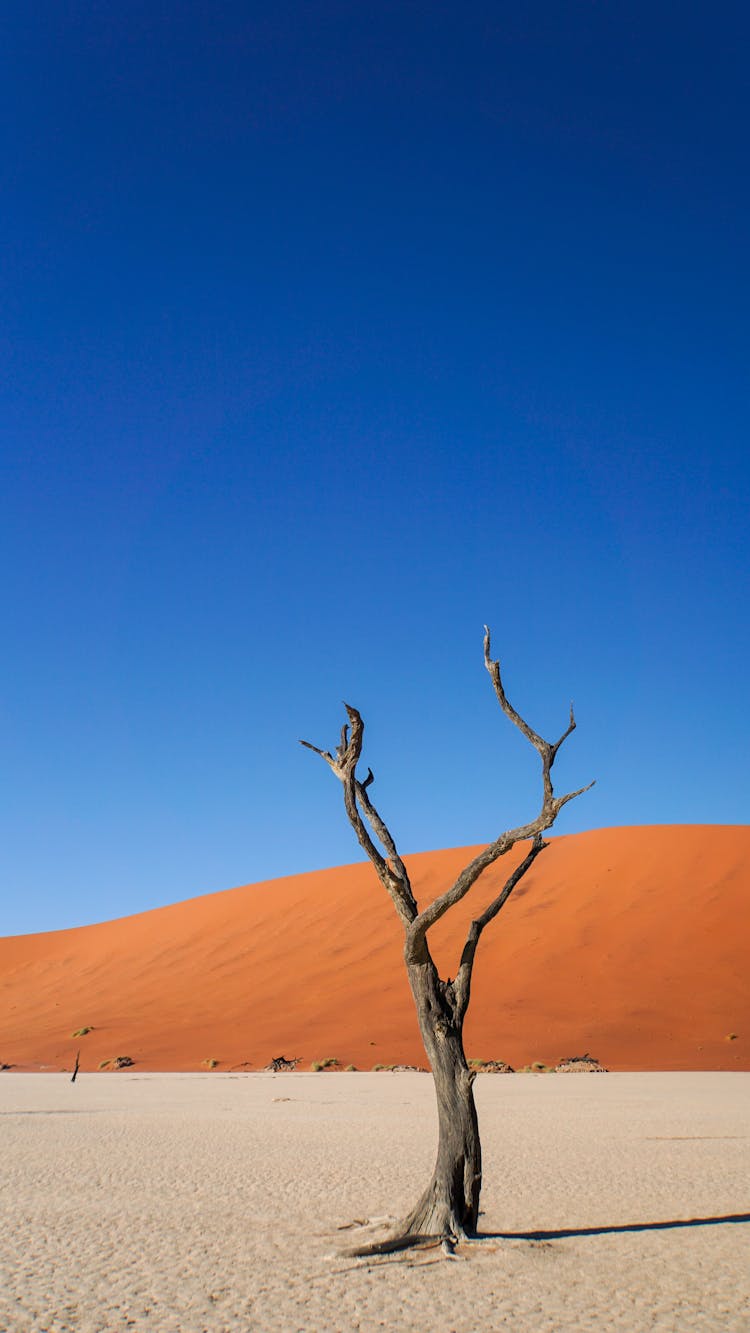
[1,1072,749,1332]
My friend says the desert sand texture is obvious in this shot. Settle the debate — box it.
[1,1071,749,1332]
[1,825,748,1074]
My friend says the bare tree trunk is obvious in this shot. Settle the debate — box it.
[301,628,593,1254]
[400,960,480,1239]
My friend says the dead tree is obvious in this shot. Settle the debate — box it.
[301,628,593,1250]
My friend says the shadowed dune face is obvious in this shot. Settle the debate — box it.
[0,826,748,1073]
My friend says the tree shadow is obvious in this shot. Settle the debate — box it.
[481,1212,750,1242]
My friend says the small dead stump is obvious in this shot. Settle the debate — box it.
[555,1053,608,1073]
[266,1055,299,1072]
[112,1055,135,1069]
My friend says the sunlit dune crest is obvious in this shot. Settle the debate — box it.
[1,826,747,1073]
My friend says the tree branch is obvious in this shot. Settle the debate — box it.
[453,834,548,1021]
[301,707,417,926]
[405,627,593,960]
[356,778,411,888]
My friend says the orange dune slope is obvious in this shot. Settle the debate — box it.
[1,826,748,1073]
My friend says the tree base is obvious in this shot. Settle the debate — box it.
[342,1174,478,1258]
[399,1175,476,1242]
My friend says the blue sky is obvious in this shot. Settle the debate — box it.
[2,3,748,934]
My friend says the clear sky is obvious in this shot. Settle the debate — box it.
[2,3,748,935]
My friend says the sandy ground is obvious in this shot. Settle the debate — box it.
[1,1072,749,1332]
[2,826,749,1074]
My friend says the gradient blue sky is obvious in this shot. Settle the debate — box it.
[2,3,748,934]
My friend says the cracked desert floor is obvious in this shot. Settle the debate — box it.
[1,1070,748,1332]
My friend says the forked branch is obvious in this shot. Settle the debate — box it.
[302,629,593,956]
[482,626,585,808]
[300,707,417,926]
[452,833,547,1020]
[404,627,593,959]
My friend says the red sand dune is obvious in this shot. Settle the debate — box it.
[0,826,748,1074]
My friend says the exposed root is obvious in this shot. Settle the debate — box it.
[342,1232,444,1258]
[441,1237,464,1260]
